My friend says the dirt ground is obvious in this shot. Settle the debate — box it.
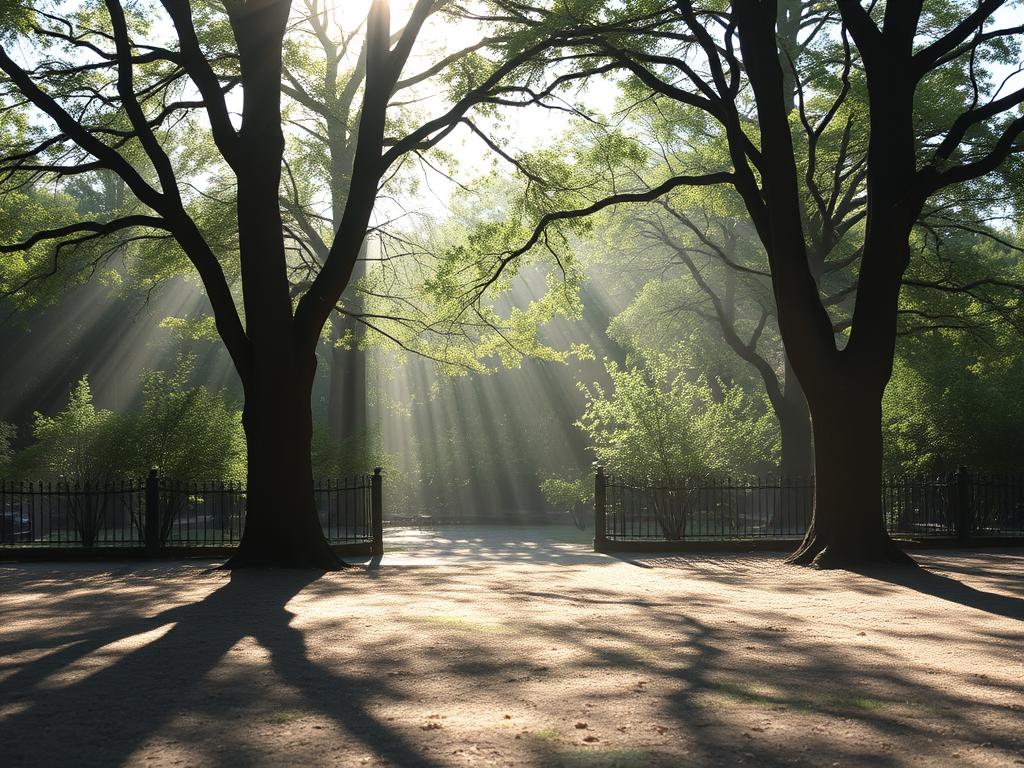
[0,528,1022,768]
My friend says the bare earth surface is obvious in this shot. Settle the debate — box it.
[1,527,1022,768]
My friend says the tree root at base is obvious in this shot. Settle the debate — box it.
[785,535,917,569]
[222,543,350,571]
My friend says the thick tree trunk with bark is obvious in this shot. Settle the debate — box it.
[227,351,343,569]
[786,382,912,568]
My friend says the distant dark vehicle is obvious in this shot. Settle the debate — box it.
[0,508,33,544]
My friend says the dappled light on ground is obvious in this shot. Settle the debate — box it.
[0,546,1022,767]
[372,525,604,566]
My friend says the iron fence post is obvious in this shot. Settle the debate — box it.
[594,466,607,552]
[145,468,160,554]
[955,465,972,543]
[371,467,383,557]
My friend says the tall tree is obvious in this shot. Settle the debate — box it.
[741,1,1023,565]
[471,1,1024,565]
[0,0,581,567]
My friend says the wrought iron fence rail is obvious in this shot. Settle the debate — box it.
[596,468,1024,543]
[0,470,382,552]
[316,476,374,544]
[603,473,813,541]
[0,480,145,547]
[158,479,246,547]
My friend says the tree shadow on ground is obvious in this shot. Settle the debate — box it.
[2,554,1022,768]
[901,549,1024,597]
[0,569,440,768]
[852,563,1024,621]
[513,585,1022,767]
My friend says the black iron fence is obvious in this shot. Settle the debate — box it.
[0,468,383,556]
[0,480,145,547]
[594,466,1024,548]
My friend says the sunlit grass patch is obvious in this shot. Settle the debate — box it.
[706,679,778,706]
[595,640,676,663]
[265,709,307,724]
[822,695,930,715]
[531,726,561,741]
[697,678,921,715]
[830,696,889,711]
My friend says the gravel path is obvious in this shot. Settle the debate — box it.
[0,531,1021,768]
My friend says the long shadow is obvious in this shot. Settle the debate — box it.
[853,564,1024,621]
[512,580,1019,767]
[0,569,440,768]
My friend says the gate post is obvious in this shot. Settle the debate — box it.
[594,466,607,553]
[371,467,383,557]
[955,465,972,543]
[145,468,160,555]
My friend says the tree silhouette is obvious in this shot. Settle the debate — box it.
[0,0,579,567]
[475,0,1024,565]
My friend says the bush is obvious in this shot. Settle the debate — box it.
[577,356,778,480]
[539,473,591,529]
[126,357,245,480]
[539,473,590,509]
[15,377,123,481]
[12,358,245,482]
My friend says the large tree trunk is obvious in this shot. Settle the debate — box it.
[227,352,343,569]
[786,383,912,568]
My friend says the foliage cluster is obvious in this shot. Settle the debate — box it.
[7,359,245,482]
[577,354,779,480]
